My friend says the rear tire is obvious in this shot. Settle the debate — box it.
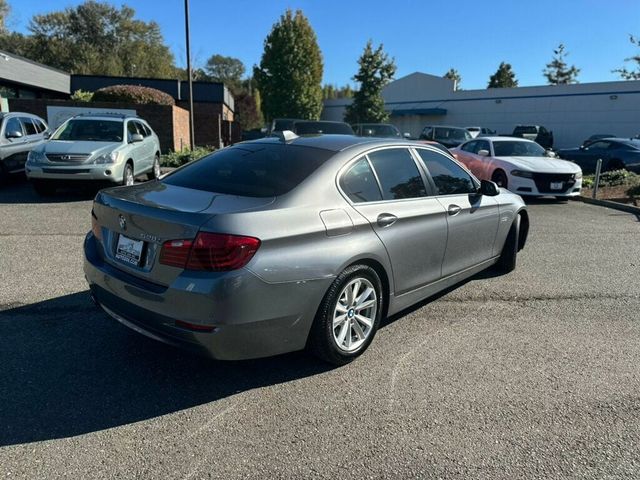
[492,169,508,189]
[32,180,56,196]
[497,213,520,273]
[308,265,383,366]
[147,154,161,181]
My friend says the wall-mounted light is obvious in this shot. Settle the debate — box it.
[610,95,618,100]
[495,99,502,104]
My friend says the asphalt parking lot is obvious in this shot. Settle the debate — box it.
[1,179,639,479]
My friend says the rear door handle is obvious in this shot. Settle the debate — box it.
[448,205,462,216]
[376,213,398,227]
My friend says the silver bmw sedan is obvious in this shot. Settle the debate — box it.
[84,134,528,365]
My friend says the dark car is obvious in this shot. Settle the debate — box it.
[581,134,616,148]
[419,126,472,149]
[352,123,403,138]
[557,138,640,174]
[512,125,554,149]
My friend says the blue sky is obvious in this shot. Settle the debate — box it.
[6,0,640,89]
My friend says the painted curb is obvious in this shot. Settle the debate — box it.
[574,196,640,215]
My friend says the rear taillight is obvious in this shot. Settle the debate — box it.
[159,232,260,271]
[91,209,102,240]
[159,239,193,268]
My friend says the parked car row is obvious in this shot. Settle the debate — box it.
[0,111,162,195]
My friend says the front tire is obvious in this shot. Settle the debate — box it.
[147,154,161,181]
[122,163,134,186]
[308,265,383,365]
[497,213,520,273]
[492,169,508,189]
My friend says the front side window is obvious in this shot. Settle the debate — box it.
[20,118,37,136]
[52,120,124,142]
[340,157,382,203]
[416,149,477,195]
[368,148,427,200]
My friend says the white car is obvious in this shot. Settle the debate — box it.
[451,137,582,198]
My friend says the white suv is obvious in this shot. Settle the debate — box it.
[26,114,161,195]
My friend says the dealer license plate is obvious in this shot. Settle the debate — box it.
[115,235,144,266]
[550,182,563,190]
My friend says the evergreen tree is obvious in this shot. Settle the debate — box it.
[613,34,640,80]
[0,0,9,33]
[344,40,396,124]
[253,9,323,121]
[443,68,462,90]
[543,44,580,85]
[487,62,518,88]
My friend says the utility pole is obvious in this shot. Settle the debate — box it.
[184,0,195,149]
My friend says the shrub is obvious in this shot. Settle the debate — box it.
[581,169,640,189]
[161,146,215,168]
[92,85,175,106]
[70,89,93,102]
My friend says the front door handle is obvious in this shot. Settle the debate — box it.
[448,204,462,216]
[377,213,398,227]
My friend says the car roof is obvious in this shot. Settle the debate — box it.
[480,136,535,143]
[424,125,467,130]
[240,134,417,153]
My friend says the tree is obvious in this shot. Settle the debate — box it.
[0,0,9,33]
[543,43,580,85]
[613,34,640,80]
[235,91,264,130]
[344,41,396,124]
[0,1,175,78]
[253,9,324,121]
[205,54,245,93]
[487,62,518,88]
[443,68,461,90]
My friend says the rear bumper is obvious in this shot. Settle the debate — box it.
[83,233,330,360]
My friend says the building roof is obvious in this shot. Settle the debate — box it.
[0,49,70,94]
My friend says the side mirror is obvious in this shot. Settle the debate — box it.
[477,149,490,157]
[579,145,587,151]
[479,179,500,196]
[403,132,411,139]
[545,149,557,158]
[6,130,23,139]
[130,133,144,143]
[43,131,51,139]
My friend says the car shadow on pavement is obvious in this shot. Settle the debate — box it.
[0,177,98,204]
[0,291,333,446]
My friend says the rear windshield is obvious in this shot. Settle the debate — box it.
[162,143,333,197]
[358,124,400,138]
[52,119,124,142]
[294,122,354,135]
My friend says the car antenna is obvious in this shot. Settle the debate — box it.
[274,130,299,143]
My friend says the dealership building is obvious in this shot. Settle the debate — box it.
[322,72,640,149]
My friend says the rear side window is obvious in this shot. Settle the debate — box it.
[340,157,382,203]
[416,149,477,195]
[461,141,477,153]
[368,148,427,200]
[20,118,37,136]
[163,144,333,197]
[139,122,152,136]
[4,117,22,137]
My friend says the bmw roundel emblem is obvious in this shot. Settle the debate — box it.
[118,214,127,230]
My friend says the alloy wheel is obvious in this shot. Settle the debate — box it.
[332,277,377,352]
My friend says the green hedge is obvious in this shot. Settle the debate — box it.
[92,85,175,106]
[161,146,215,168]
[582,169,640,189]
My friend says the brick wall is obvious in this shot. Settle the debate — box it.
[8,99,191,152]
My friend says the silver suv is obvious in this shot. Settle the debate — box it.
[26,114,161,195]
[0,112,50,183]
